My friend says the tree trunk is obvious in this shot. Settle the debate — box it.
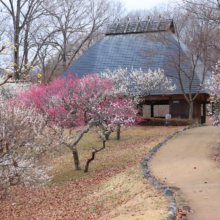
[24,22,30,66]
[84,151,95,173]
[189,101,194,120]
[72,149,81,170]
[63,32,67,71]
[14,31,20,80]
[14,0,21,80]
[84,141,106,173]
[105,133,110,140]
[116,124,120,140]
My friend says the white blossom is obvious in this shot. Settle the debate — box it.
[0,76,30,98]
[99,67,176,102]
[0,96,52,199]
[205,60,220,126]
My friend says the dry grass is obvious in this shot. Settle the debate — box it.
[90,166,168,220]
[0,125,184,220]
[49,126,183,184]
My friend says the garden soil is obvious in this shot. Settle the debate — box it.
[149,126,220,220]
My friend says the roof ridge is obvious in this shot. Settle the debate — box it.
[106,18,174,35]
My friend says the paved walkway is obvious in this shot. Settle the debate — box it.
[149,126,220,220]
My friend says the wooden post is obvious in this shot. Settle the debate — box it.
[169,96,172,115]
[151,104,154,117]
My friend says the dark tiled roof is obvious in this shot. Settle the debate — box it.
[63,25,209,95]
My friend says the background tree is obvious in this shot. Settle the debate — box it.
[41,0,124,81]
[0,0,125,82]
[180,0,220,25]
[175,0,220,66]
[0,43,31,88]
[0,0,46,79]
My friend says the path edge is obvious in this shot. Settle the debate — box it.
[141,124,208,220]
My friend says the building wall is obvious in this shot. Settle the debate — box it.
[143,105,151,117]
[206,116,213,125]
[169,97,202,123]
[143,94,209,123]
[169,98,189,119]
[143,105,169,118]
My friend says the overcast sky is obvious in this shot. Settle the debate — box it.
[123,0,170,11]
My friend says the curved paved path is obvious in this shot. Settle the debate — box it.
[149,126,220,220]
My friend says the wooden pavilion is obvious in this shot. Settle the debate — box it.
[62,18,210,123]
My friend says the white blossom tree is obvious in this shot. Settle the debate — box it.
[99,67,176,101]
[205,60,220,126]
[0,98,52,199]
[0,76,30,98]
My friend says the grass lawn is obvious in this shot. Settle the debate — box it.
[0,125,183,220]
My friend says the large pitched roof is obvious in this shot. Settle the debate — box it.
[63,19,209,95]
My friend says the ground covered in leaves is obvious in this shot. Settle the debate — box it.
[0,126,184,220]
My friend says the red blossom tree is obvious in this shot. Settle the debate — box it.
[17,74,139,172]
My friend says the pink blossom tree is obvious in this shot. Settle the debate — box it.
[17,76,84,170]
[17,74,138,172]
